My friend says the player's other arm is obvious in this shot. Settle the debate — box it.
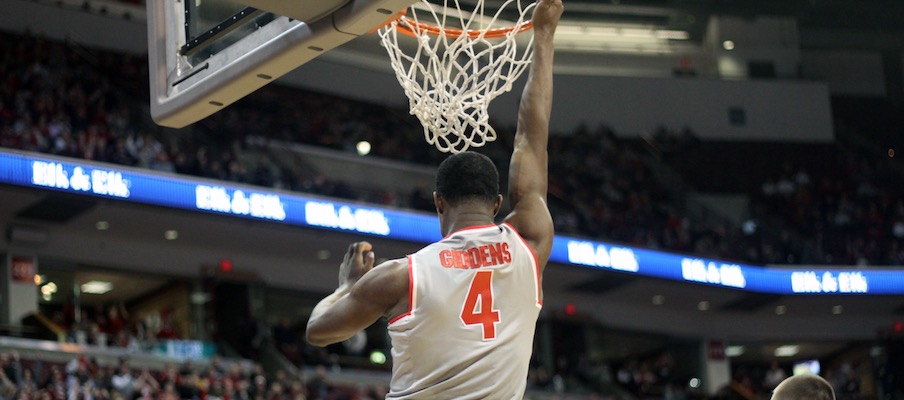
[503,0,563,270]
[306,242,407,347]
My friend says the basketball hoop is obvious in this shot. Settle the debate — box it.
[378,0,536,153]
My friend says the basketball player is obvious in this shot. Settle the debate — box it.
[306,0,563,398]
[771,374,836,400]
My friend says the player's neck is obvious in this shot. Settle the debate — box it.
[441,208,496,236]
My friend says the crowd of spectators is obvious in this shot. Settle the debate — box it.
[522,348,689,400]
[611,353,679,400]
[0,351,390,400]
[753,149,904,266]
[542,125,754,263]
[75,304,181,351]
[2,28,903,267]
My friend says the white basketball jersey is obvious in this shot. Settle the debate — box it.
[387,223,542,399]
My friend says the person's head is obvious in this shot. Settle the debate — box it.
[434,151,502,216]
[771,374,835,400]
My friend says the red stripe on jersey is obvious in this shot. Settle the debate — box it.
[389,255,415,325]
[502,222,543,306]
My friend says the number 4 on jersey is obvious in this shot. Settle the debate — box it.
[460,270,501,340]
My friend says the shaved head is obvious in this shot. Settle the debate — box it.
[771,374,835,400]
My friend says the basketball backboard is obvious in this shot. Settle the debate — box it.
[147,0,416,128]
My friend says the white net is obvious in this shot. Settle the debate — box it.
[378,0,536,153]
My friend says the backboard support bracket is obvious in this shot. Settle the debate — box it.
[147,0,417,129]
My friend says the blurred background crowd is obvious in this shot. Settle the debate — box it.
[1,1,903,398]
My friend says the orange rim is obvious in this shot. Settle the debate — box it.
[370,9,409,34]
[395,15,533,39]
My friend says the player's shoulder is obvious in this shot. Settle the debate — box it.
[502,205,554,267]
[354,257,409,300]
[373,257,409,276]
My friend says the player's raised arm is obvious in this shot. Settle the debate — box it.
[503,0,563,269]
